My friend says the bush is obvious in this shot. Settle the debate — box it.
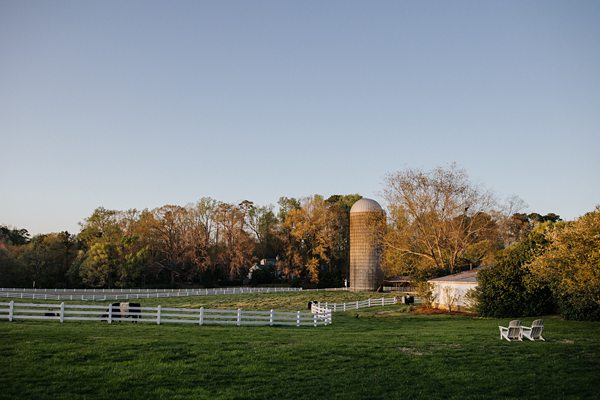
[529,208,600,321]
[463,288,479,312]
[475,226,556,317]
[415,281,436,308]
[556,287,600,321]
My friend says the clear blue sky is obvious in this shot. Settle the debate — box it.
[1,0,599,234]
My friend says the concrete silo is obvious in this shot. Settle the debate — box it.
[349,198,384,291]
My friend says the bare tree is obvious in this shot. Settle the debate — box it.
[383,164,500,276]
[214,202,255,280]
[150,205,192,285]
[442,286,460,312]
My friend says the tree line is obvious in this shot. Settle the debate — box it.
[0,164,556,289]
[2,165,597,319]
[0,194,360,289]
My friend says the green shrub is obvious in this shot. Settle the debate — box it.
[463,288,479,312]
[415,281,436,308]
[475,226,555,317]
[529,208,600,321]
[556,286,600,321]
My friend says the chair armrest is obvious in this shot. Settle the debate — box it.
[522,326,532,332]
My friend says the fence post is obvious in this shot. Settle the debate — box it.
[343,302,346,312]
[356,300,359,309]
[381,297,384,306]
[108,304,112,324]
[269,309,274,326]
[60,302,65,323]
[156,305,161,325]
[296,311,300,327]
[313,311,317,327]
[199,307,204,325]
[237,308,241,326]
[368,298,371,307]
[8,300,14,321]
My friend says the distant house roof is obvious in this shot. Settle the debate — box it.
[428,269,480,284]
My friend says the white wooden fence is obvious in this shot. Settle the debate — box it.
[311,297,397,313]
[0,287,302,301]
[0,301,332,327]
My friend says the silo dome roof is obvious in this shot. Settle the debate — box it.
[350,198,383,213]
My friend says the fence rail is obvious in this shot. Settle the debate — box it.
[0,301,331,327]
[311,297,397,313]
[0,287,302,301]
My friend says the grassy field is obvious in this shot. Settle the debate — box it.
[1,292,599,399]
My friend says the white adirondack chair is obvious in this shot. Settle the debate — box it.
[522,319,545,341]
[499,320,523,341]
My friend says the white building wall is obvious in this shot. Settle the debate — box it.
[430,282,478,310]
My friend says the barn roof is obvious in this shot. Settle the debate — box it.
[428,269,480,284]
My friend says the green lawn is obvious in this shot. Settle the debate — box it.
[1,292,599,400]
[5,290,399,310]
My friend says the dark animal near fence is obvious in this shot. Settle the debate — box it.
[127,302,141,320]
[101,303,120,321]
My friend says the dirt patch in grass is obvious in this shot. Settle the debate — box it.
[397,347,428,356]
[410,306,476,316]
[558,339,575,344]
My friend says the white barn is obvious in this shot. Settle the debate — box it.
[428,269,479,311]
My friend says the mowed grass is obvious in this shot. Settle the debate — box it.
[142,290,399,310]
[6,290,399,310]
[1,292,599,400]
